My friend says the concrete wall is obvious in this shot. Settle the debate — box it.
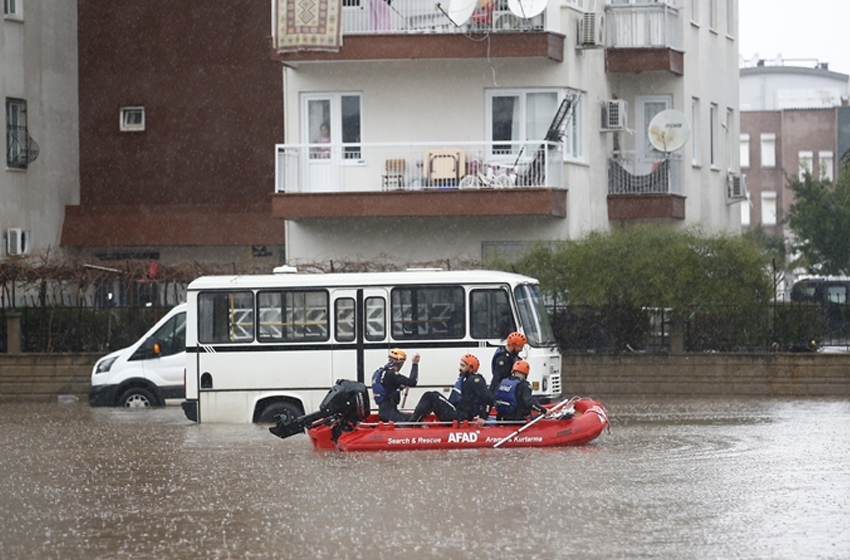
[0,354,97,403]
[563,354,850,398]
[2,353,848,403]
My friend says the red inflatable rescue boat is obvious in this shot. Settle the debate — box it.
[308,397,608,452]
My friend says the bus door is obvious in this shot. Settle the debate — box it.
[330,288,388,386]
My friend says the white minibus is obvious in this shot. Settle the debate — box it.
[180,269,561,423]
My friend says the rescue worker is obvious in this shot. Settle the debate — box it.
[410,354,494,427]
[488,331,527,395]
[494,360,547,422]
[372,348,420,423]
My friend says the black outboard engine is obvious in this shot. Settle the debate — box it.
[269,380,370,441]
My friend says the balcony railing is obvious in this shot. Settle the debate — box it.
[341,0,546,35]
[275,140,564,194]
[605,1,681,50]
[608,151,683,195]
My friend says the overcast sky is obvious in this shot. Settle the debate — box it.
[739,0,850,76]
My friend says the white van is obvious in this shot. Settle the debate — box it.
[89,303,187,407]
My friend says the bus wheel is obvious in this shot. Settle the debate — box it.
[119,387,158,408]
[257,401,301,424]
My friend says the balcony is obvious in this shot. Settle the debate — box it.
[271,0,564,63]
[607,151,685,220]
[272,140,567,220]
[604,2,683,75]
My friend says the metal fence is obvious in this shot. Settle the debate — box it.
[552,302,850,354]
[3,301,849,354]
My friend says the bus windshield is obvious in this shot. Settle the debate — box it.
[514,284,556,346]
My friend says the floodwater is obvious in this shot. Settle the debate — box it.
[1,398,848,560]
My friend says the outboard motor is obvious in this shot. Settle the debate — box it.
[269,380,370,440]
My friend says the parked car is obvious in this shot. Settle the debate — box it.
[89,303,186,407]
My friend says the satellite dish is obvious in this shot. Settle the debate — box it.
[447,0,477,26]
[507,0,548,19]
[648,109,690,153]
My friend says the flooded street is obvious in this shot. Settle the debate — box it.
[1,397,848,560]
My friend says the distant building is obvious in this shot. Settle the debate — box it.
[739,59,850,249]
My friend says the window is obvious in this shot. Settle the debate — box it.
[726,108,733,171]
[761,191,777,226]
[798,150,813,180]
[709,103,718,167]
[198,292,255,343]
[364,296,386,341]
[120,106,145,132]
[819,150,834,181]
[487,89,582,160]
[303,93,361,160]
[257,290,329,342]
[131,311,186,359]
[760,133,776,168]
[691,98,700,165]
[691,0,699,24]
[6,98,38,169]
[470,288,515,340]
[741,191,751,226]
[335,298,355,342]
[740,134,750,168]
[726,0,734,36]
[563,94,584,161]
[709,0,717,30]
[3,0,21,19]
[391,286,465,340]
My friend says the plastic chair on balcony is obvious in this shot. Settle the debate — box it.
[382,159,406,190]
[424,148,465,188]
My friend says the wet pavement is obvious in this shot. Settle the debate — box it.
[1,397,848,560]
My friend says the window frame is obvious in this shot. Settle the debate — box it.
[740,133,750,168]
[798,150,813,180]
[120,106,145,132]
[760,133,776,168]
[485,88,584,163]
[6,97,29,169]
[709,103,718,168]
[691,97,700,166]
[761,191,777,226]
[390,285,466,341]
[819,150,834,181]
[3,0,22,20]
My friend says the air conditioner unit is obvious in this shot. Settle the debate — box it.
[578,12,604,48]
[6,228,29,256]
[602,100,627,131]
[727,173,748,200]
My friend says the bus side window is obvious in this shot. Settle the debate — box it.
[364,296,386,341]
[391,286,465,340]
[198,291,254,343]
[335,298,355,342]
[258,290,329,342]
[470,288,515,340]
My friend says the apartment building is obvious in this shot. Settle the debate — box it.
[739,60,850,242]
[1,0,78,257]
[271,0,743,266]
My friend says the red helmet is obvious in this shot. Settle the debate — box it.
[506,331,527,349]
[388,348,407,363]
[511,360,530,376]
[460,354,480,373]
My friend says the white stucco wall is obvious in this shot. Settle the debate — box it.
[0,0,79,257]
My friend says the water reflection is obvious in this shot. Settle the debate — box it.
[0,398,848,560]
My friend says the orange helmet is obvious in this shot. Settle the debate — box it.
[506,331,527,349]
[460,354,480,373]
[388,348,407,363]
[511,360,530,376]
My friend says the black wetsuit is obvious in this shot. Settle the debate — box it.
[488,346,520,394]
[411,371,494,423]
[373,363,418,423]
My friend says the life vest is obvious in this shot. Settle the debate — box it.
[448,376,462,405]
[371,365,392,405]
[494,377,521,415]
